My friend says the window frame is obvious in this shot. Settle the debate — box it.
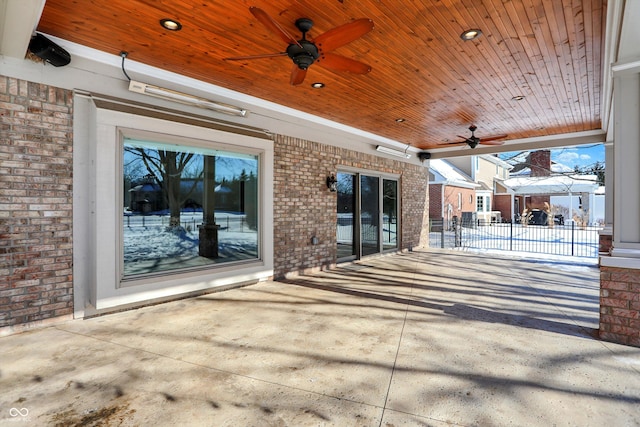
[119,130,263,282]
[83,104,273,311]
[336,168,400,261]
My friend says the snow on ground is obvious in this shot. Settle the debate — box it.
[123,211,257,265]
[430,222,602,260]
[456,247,599,273]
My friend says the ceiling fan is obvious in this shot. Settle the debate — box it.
[224,7,374,85]
[423,125,508,150]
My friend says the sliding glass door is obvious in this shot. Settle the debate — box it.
[360,175,380,256]
[336,172,398,262]
[383,179,398,250]
[336,173,357,260]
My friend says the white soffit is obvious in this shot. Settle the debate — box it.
[0,0,45,58]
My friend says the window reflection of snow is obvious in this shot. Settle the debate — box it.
[123,140,259,277]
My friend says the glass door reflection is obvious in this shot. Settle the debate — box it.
[360,175,380,256]
[336,172,356,260]
[383,179,398,250]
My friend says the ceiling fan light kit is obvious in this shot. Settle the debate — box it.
[376,145,411,159]
[128,80,248,117]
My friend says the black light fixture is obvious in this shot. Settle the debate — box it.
[326,175,337,192]
[512,95,525,101]
[418,152,431,162]
[460,29,482,41]
[160,19,182,31]
[28,33,71,67]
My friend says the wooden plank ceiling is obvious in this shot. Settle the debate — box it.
[35,0,605,150]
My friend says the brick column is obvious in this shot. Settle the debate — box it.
[599,267,640,347]
[599,60,640,347]
[0,76,74,334]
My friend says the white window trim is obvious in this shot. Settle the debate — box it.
[73,97,274,314]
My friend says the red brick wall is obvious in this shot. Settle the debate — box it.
[442,185,475,218]
[429,183,443,219]
[0,77,74,332]
[530,150,551,177]
[529,195,551,210]
[599,266,640,347]
[493,194,512,222]
[273,135,428,278]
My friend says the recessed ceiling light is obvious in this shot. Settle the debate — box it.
[160,19,182,31]
[311,82,325,88]
[395,118,406,123]
[460,29,482,41]
[512,95,525,101]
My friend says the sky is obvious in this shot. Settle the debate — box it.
[499,143,605,171]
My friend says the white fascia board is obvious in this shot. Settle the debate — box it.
[0,0,45,58]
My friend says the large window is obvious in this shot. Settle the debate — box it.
[477,194,491,213]
[122,138,259,278]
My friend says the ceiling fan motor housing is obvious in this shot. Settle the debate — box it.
[287,40,319,69]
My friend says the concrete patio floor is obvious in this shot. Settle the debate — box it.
[2,249,640,426]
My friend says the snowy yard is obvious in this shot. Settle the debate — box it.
[123,211,258,276]
[430,222,601,258]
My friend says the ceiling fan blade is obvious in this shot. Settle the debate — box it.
[480,134,508,142]
[290,65,307,85]
[224,52,288,61]
[314,18,374,53]
[316,53,372,74]
[250,6,302,47]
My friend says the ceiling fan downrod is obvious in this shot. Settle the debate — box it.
[286,18,319,70]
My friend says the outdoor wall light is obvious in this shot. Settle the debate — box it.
[326,175,337,192]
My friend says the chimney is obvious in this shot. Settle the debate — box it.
[529,150,551,177]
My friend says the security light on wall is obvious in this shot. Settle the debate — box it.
[376,145,411,159]
[326,174,338,192]
[128,80,248,117]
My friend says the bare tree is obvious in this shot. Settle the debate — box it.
[125,147,201,229]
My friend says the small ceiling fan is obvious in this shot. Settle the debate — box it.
[423,125,507,150]
[224,7,374,85]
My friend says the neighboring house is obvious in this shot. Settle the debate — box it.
[128,177,237,213]
[428,159,478,229]
[499,150,600,224]
[446,155,513,224]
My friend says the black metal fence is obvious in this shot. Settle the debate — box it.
[429,217,601,258]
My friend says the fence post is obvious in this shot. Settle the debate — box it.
[510,221,513,252]
[440,217,445,248]
[571,221,575,256]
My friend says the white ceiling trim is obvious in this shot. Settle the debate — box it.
[0,0,45,58]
